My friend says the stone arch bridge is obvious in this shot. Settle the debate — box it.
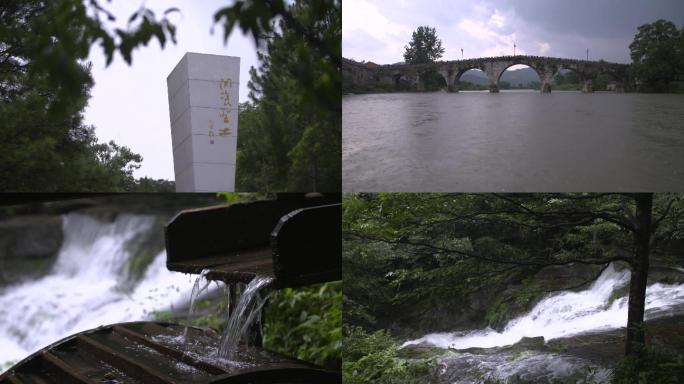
[343,56,631,93]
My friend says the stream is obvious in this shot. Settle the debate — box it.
[402,264,684,382]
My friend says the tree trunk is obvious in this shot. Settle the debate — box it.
[624,193,653,358]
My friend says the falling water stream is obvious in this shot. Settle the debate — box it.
[401,264,684,382]
[218,276,274,360]
[183,269,212,340]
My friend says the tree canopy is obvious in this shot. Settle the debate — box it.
[403,26,445,64]
[234,0,341,192]
[0,1,177,191]
[629,19,683,91]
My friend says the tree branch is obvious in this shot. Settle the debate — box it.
[345,232,633,267]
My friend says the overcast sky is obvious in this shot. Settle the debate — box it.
[343,0,684,65]
[84,1,259,181]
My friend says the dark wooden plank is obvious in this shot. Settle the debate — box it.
[39,352,96,384]
[112,325,226,375]
[166,246,271,274]
[168,246,274,283]
[76,335,176,384]
[1,373,24,384]
[19,374,50,384]
[165,198,319,265]
[271,203,342,288]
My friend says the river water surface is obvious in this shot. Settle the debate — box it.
[343,91,684,191]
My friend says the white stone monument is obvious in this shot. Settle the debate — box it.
[167,52,239,192]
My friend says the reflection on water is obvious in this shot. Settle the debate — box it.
[342,91,684,191]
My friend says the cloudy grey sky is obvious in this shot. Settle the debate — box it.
[343,0,684,64]
[84,1,259,181]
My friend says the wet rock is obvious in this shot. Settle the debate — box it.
[513,336,545,350]
[648,252,684,285]
[0,215,63,286]
[397,344,447,360]
[553,314,684,367]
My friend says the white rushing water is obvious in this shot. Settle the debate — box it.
[403,264,684,350]
[0,213,200,371]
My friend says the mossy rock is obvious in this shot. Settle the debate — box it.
[511,336,545,350]
[397,344,446,360]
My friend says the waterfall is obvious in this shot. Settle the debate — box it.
[0,213,199,371]
[403,263,684,350]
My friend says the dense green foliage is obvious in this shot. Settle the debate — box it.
[0,1,177,191]
[403,26,445,65]
[343,327,432,384]
[0,64,152,191]
[554,70,581,90]
[214,0,340,113]
[629,19,684,92]
[0,0,177,115]
[263,281,342,370]
[235,0,341,191]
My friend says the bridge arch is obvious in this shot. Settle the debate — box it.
[455,67,487,91]
[553,66,583,91]
[496,63,543,91]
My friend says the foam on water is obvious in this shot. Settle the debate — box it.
[0,213,199,371]
[403,264,684,350]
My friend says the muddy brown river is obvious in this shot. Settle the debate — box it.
[343,91,684,191]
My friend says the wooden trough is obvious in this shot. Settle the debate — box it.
[0,322,339,384]
[164,193,341,288]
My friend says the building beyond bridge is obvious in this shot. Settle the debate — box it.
[343,56,631,93]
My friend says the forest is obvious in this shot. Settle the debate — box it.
[0,0,340,192]
[343,193,684,383]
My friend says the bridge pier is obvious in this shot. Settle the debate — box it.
[539,68,555,93]
[484,64,503,93]
[446,75,457,93]
[411,72,425,91]
[582,79,594,93]
[440,70,458,93]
